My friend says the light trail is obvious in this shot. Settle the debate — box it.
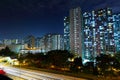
[4,67,60,80]
[3,66,86,80]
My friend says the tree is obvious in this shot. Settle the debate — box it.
[113,52,120,70]
[70,57,83,72]
[0,46,17,57]
[96,54,120,76]
[115,51,120,63]
[46,50,73,68]
[33,53,47,68]
[24,53,35,66]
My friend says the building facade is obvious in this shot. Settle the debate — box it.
[24,35,35,49]
[3,39,20,45]
[64,16,70,51]
[113,13,120,52]
[69,7,83,57]
[83,8,115,62]
[52,34,64,50]
[44,34,53,52]
[35,34,64,53]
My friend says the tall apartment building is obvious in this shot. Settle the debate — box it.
[44,34,53,52]
[83,12,94,62]
[83,8,115,62]
[35,36,45,53]
[52,34,64,50]
[35,34,64,53]
[35,37,41,49]
[69,7,83,57]
[113,13,120,52]
[3,39,19,45]
[64,16,70,51]
[24,35,35,49]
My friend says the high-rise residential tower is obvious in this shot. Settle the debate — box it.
[36,34,64,53]
[83,8,115,62]
[113,13,120,52]
[52,34,64,50]
[64,16,70,51]
[24,35,35,49]
[69,7,83,57]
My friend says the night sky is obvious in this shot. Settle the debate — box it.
[0,0,120,39]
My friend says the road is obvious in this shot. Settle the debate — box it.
[3,66,86,80]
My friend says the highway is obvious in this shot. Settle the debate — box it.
[3,66,86,80]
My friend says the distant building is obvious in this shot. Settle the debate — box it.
[0,44,6,50]
[44,34,53,52]
[24,35,35,49]
[0,40,3,44]
[69,7,83,57]
[35,37,41,49]
[39,36,46,53]
[8,44,25,53]
[3,39,23,45]
[51,34,64,50]
[35,34,64,53]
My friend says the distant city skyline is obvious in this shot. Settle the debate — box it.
[0,0,120,39]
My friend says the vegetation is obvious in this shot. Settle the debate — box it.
[1,48,120,79]
[18,50,74,69]
[70,57,83,72]
[46,50,74,68]
[17,50,120,78]
[0,46,17,58]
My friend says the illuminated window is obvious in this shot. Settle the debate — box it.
[108,10,111,14]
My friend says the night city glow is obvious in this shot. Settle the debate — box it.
[0,0,120,80]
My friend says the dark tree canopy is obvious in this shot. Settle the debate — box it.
[46,50,74,67]
[0,46,16,57]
